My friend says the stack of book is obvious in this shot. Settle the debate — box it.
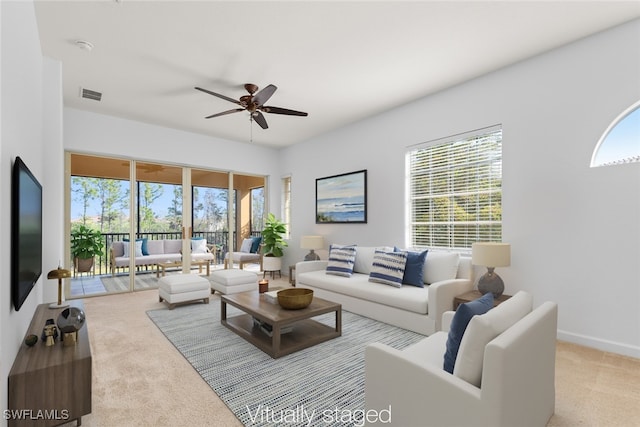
[252,317,293,337]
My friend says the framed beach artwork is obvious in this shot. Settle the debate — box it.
[316,169,367,223]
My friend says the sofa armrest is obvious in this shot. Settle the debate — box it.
[295,260,328,275]
[428,278,474,332]
[366,342,482,426]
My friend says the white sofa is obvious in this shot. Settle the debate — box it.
[365,291,558,427]
[110,239,213,276]
[296,248,475,335]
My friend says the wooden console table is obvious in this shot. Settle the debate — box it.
[8,300,92,426]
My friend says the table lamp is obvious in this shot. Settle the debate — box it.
[301,235,324,261]
[48,267,72,309]
[471,242,511,298]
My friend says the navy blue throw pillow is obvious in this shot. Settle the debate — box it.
[250,237,262,253]
[443,292,494,374]
[402,249,428,287]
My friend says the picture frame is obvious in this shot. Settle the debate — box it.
[316,169,367,223]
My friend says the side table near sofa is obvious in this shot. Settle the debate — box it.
[454,290,511,310]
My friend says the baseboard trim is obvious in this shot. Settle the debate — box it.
[557,329,640,359]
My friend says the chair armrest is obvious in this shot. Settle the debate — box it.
[428,278,474,331]
[295,260,328,275]
[441,311,455,333]
[366,342,482,426]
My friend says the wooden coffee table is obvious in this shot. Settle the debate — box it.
[221,290,342,358]
[156,260,210,277]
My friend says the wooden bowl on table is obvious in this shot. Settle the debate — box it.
[277,288,314,309]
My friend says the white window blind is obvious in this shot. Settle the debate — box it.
[408,126,502,251]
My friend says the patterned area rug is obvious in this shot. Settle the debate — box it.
[147,300,424,427]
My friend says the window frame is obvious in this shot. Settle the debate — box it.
[406,125,503,252]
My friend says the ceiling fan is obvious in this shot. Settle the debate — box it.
[194,83,308,129]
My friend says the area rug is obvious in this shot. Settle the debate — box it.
[147,300,424,427]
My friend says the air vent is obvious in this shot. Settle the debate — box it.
[80,87,102,102]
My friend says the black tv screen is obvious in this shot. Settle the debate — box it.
[11,156,43,311]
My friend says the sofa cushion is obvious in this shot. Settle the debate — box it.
[146,239,165,255]
[368,250,407,288]
[443,292,494,374]
[423,251,460,284]
[353,246,394,274]
[300,269,428,314]
[191,238,207,254]
[250,236,262,253]
[123,240,143,257]
[454,291,533,387]
[124,237,148,255]
[326,244,357,277]
[398,248,428,287]
[164,239,183,254]
[240,238,253,253]
[111,241,124,257]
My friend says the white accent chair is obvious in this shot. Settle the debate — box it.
[365,291,558,427]
[224,237,263,270]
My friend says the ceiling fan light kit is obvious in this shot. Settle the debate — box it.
[195,83,308,130]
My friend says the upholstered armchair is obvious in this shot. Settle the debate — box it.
[224,236,263,270]
[365,291,558,427]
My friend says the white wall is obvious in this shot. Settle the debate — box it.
[281,19,640,358]
[63,108,283,220]
[0,1,46,419]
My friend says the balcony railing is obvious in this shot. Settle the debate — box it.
[75,231,261,276]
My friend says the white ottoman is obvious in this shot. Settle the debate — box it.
[158,274,210,309]
[210,269,258,295]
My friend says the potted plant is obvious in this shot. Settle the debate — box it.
[261,213,288,273]
[71,224,104,273]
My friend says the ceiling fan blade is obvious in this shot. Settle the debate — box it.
[262,106,308,116]
[195,87,241,105]
[253,111,269,129]
[252,84,277,106]
[205,108,244,119]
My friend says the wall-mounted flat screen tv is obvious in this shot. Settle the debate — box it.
[11,156,43,311]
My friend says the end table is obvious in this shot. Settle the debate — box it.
[453,290,512,310]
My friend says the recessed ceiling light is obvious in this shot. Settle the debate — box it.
[75,40,94,52]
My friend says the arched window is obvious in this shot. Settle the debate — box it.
[591,101,640,167]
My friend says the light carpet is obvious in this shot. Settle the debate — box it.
[147,301,424,427]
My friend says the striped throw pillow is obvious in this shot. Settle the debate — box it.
[368,250,408,287]
[326,244,357,277]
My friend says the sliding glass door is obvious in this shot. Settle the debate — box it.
[66,153,265,298]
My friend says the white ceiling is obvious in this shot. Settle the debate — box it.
[34,1,640,148]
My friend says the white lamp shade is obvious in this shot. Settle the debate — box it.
[472,242,511,267]
[301,235,324,250]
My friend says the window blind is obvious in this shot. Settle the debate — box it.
[408,126,502,251]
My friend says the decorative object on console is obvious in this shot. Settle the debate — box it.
[277,288,313,309]
[316,170,367,224]
[472,242,511,298]
[24,334,38,347]
[301,235,324,261]
[42,319,58,346]
[47,266,72,309]
[57,307,86,346]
